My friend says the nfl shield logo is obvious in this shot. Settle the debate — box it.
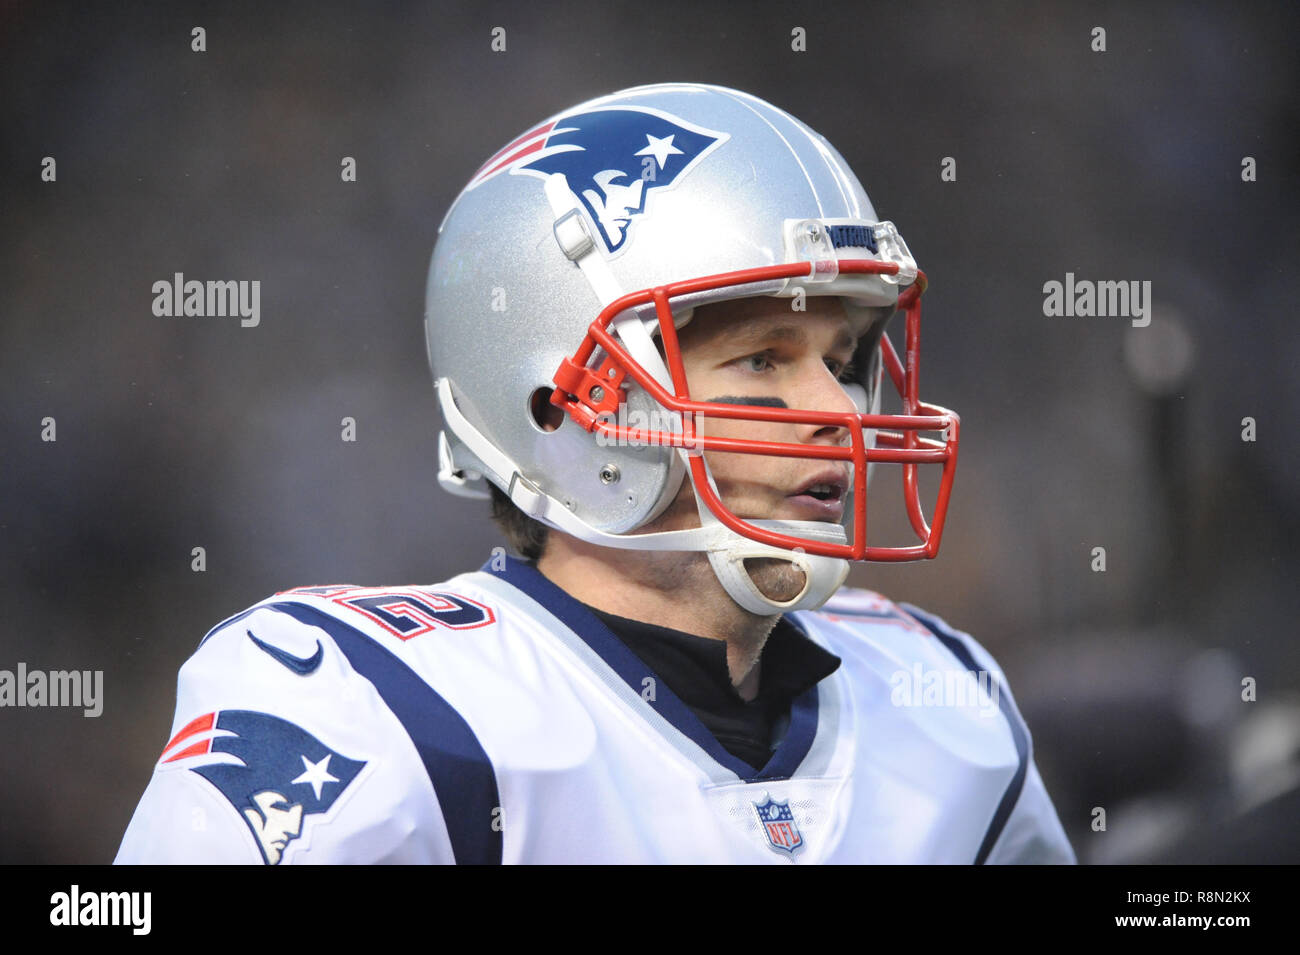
[753,795,804,856]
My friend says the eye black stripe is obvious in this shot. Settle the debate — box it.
[703,395,788,409]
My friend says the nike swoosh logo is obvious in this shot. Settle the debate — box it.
[247,629,323,674]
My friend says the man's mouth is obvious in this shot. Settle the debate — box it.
[785,470,848,521]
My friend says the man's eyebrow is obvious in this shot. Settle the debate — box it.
[725,321,855,353]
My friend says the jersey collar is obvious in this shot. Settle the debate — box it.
[481,554,836,782]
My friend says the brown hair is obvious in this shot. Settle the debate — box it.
[489,482,549,561]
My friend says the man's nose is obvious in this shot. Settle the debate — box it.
[794,364,860,445]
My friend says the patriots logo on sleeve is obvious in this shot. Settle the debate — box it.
[467,106,728,254]
[159,710,366,864]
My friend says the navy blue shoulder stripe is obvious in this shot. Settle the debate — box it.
[266,600,503,865]
[901,604,1029,866]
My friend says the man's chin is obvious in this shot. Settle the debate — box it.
[742,557,808,606]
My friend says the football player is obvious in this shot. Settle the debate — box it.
[117,84,1074,863]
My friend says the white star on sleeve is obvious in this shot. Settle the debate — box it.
[635,133,684,170]
[292,753,340,800]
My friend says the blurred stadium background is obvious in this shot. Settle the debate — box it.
[2,0,1297,863]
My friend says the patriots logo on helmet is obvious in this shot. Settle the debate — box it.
[753,794,804,857]
[467,106,728,254]
[159,710,366,864]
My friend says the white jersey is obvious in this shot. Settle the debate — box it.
[116,556,1075,864]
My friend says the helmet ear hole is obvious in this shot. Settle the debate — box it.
[528,387,565,433]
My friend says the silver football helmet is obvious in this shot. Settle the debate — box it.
[425,83,959,614]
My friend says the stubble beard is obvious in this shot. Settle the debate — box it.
[635,475,809,607]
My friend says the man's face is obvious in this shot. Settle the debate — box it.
[669,294,862,528]
[243,790,304,865]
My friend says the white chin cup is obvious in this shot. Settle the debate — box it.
[706,520,850,616]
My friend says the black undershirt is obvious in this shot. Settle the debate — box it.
[586,605,841,774]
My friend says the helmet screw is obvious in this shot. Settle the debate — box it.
[599,464,620,485]
[590,385,605,403]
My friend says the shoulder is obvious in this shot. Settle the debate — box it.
[798,586,1028,794]
[798,587,1005,678]
[187,572,549,700]
[118,572,519,865]
[203,576,503,650]
[174,575,511,729]
[799,587,1076,865]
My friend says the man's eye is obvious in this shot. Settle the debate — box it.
[744,355,773,373]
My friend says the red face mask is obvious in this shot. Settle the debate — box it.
[549,258,960,562]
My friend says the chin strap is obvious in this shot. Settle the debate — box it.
[688,456,850,615]
[705,532,851,616]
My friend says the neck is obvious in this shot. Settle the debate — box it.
[536,535,778,700]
